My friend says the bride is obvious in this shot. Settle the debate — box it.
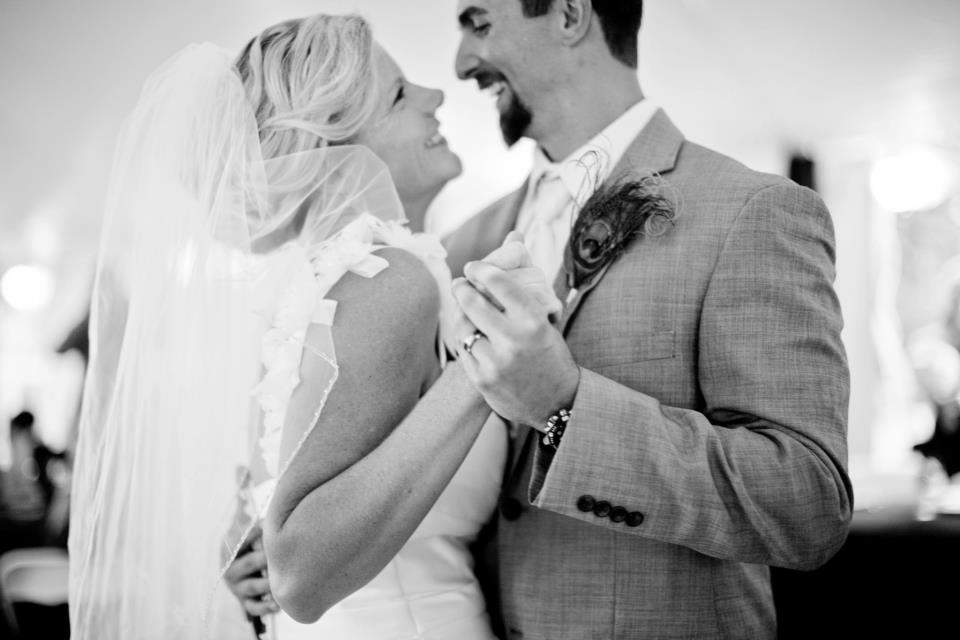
[68,12,554,640]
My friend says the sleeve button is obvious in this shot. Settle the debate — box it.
[576,495,596,512]
[593,500,612,518]
[609,506,628,523]
[626,511,645,527]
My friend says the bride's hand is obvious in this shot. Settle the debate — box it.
[475,231,562,322]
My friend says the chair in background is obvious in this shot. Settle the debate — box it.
[0,547,70,639]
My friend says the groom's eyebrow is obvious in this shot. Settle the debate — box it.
[458,7,487,28]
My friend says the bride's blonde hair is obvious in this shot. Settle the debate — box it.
[235,14,379,158]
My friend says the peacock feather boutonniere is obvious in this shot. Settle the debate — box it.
[564,172,677,299]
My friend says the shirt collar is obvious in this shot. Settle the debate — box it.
[529,98,659,203]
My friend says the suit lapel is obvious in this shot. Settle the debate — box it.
[555,109,685,335]
[613,108,685,179]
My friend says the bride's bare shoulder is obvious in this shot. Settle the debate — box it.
[327,246,440,334]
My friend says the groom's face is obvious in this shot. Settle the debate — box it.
[455,0,557,147]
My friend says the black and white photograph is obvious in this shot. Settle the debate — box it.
[1,0,959,638]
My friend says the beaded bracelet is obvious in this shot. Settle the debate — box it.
[541,407,571,449]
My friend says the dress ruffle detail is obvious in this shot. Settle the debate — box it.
[250,213,452,482]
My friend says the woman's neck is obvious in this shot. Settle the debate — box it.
[401,194,432,233]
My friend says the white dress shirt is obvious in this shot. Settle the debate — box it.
[517,99,660,281]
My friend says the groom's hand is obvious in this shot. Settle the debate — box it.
[445,232,562,359]
[453,260,580,429]
[223,524,280,618]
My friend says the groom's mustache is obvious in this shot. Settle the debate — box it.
[468,66,532,147]
[472,68,508,91]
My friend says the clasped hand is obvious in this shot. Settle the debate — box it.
[452,232,580,430]
[222,523,280,619]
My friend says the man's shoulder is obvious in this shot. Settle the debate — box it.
[661,139,821,216]
[678,141,794,193]
[616,108,801,204]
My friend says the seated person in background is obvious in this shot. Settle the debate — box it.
[1,412,50,553]
[908,268,960,477]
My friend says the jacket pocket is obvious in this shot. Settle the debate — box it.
[594,329,676,367]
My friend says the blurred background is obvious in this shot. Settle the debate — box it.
[0,0,958,637]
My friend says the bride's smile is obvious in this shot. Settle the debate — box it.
[351,44,463,232]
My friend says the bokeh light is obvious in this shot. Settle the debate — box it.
[870,147,956,212]
[1,264,56,311]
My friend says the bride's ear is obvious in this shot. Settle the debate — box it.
[557,0,592,47]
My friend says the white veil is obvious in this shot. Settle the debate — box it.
[68,43,406,638]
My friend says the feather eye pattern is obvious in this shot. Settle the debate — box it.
[565,172,677,289]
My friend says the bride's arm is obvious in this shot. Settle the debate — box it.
[263,246,489,623]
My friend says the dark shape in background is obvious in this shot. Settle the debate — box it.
[914,400,960,477]
[788,152,817,192]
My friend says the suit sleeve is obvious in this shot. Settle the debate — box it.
[528,183,853,571]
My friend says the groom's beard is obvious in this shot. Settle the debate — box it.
[500,92,533,147]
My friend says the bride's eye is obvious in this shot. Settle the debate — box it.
[393,83,406,106]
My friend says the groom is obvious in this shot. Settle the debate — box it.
[445,0,852,638]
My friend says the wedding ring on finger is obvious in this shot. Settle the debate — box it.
[461,330,485,355]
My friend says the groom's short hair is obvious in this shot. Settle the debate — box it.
[518,0,643,69]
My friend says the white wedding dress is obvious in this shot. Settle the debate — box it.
[259,215,508,640]
[272,412,505,640]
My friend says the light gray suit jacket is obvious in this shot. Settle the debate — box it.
[444,109,852,640]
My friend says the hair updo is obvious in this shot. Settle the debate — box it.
[235,14,379,158]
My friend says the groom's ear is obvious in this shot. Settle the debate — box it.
[557,0,592,46]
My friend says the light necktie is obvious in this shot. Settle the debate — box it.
[522,169,572,281]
